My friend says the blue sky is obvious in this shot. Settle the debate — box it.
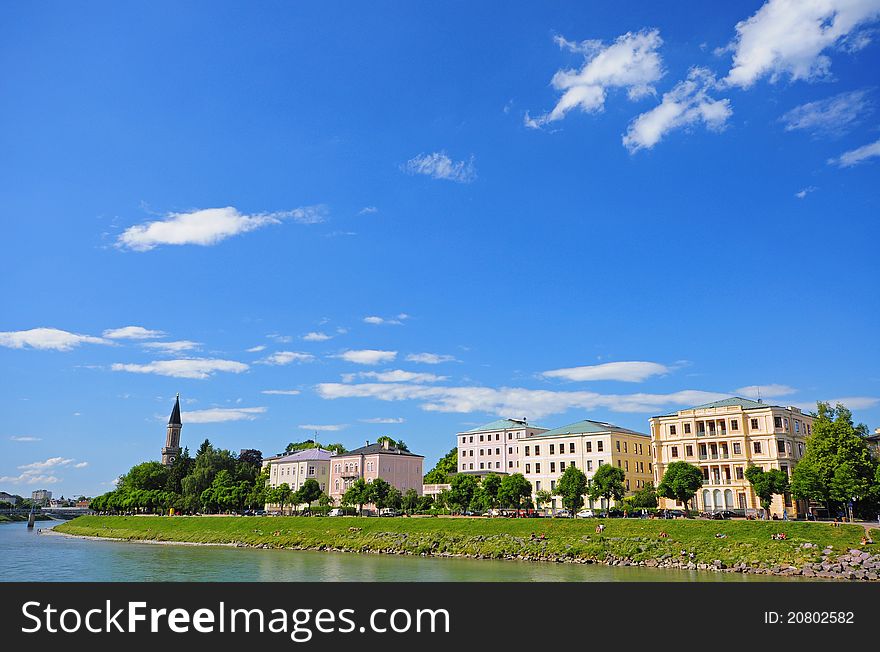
[2,1,879,498]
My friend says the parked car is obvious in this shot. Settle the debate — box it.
[553,510,572,518]
[575,509,596,518]
[604,509,624,518]
[328,508,344,517]
[379,508,400,517]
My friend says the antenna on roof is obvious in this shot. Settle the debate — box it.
[757,386,762,404]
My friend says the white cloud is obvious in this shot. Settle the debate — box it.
[9,436,42,442]
[267,334,293,343]
[357,370,448,383]
[405,352,458,364]
[142,340,201,354]
[360,417,406,424]
[111,358,249,379]
[73,462,89,468]
[526,29,664,128]
[257,351,315,366]
[337,349,398,365]
[0,456,85,484]
[359,206,379,215]
[402,152,476,183]
[298,424,347,431]
[261,389,302,396]
[828,136,880,166]
[247,345,267,352]
[792,396,880,412]
[0,328,108,351]
[623,67,732,152]
[302,331,332,341]
[795,186,818,198]
[117,205,328,251]
[363,313,409,326]
[317,381,729,419]
[780,89,873,136]
[103,326,165,340]
[19,457,74,470]
[0,473,61,485]
[724,0,880,88]
[734,384,798,398]
[182,407,267,423]
[542,361,669,383]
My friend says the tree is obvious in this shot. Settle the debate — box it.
[790,402,878,518]
[447,474,478,513]
[269,483,293,514]
[238,449,263,468]
[297,478,323,513]
[498,473,532,509]
[481,474,502,508]
[657,462,703,512]
[121,462,169,491]
[402,488,420,514]
[368,478,392,509]
[342,479,370,514]
[556,465,589,515]
[285,439,347,455]
[534,489,553,515]
[424,447,458,484]
[385,487,403,511]
[376,435,408,451]
[587,464,626,508]
[630,482,658,508]
[744,465,790,518]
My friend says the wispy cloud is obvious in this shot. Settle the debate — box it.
[302,331,332,341]
[358,206,379,215]
[298,423,347,431]
[402,152,476,183]
[795,186,818,199]
[723,0,880,88]
[828,136,880,167]
[623,67,731,152]
[142,340,200,354]
[792,396,880,412]
[9,436,42,442]
[734,384,798,399]
[780,89,873,137]
[247,345,267,353]
[317,381,728,419]
[257,351,316,365]
[112,358,248,379]
[406,352,458,364]
[117,205,328,251]
[356,370,448,383]
[526,29,664,129]
[363,313,409,326]
[542,361,669,383]
[103,326,165,340]
[261,389,302,396]
[0,456,86,485]
[336,349,398,365]
[0,328,109,352]
[359,417,405,424]
[182,407,267,423]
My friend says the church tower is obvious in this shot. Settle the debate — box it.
[161,393,182,466]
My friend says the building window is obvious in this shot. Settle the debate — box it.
[496,433,500,441]
[624,442,628,453]
[524,446,530,457]
[508,433,512,440]
[731,419,739,431]
[587,460,593,471]
[469,436,473,443]
[617,460,622,468]
[535,481,541,491]
[733,442,742,455]
[535,463,541,474]
[585,442,592,453]
[597,441,604,452]
[754,441,762,454]
[735,467,744,480]
[550,462,556,473]
[794,421,800,433]
[598,459,604,467]
[777,440,786,454]
[773,416,782,429]
[534,446,540,455]
[550,444,555,455]
[671,446,679,458]
[479,435,484,442]
[525,464,531,474]
[508,461,514,468]
[560,462,566,472]
[496,448,500,455]
[480,463,485,470]
[550,480,556,491]
[469,463,473,470]
[751,418,759,430]
[685,445,693,457]
[616,440,621,451]
[479,449,484,456]
[508,447,513,454]
[684,423,691,434]
[670,425,677,435]
[496,462,500,469]
[569,442,575,453]
[625,461,629,471]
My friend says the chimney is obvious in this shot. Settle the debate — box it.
[365,440,369,448]
[382,439,390,450]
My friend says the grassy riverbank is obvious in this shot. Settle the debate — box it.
[56,515,879,576]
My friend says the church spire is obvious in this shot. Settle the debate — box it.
[168,392,182,426]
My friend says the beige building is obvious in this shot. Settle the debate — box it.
[521,419,653,511]
[649,397,814,517]
[456,418,548,474]
[329,439,424,504]
[262,448,332,512]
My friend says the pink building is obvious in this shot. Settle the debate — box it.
[329,439,424,503]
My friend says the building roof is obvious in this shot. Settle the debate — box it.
[532,419,648,438]
[463,418,544,433]
[168,394,182,426]
[267,448,333,464]
[655,396,783,418]
[334,442,424,458]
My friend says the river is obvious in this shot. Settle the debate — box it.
[1,519,799,582]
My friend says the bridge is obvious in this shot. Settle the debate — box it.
[1,507,93,520]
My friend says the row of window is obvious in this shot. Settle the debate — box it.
[461,431,522,444]
[669,439,802,459]
[668,417,812,437]
[272,465,320,476]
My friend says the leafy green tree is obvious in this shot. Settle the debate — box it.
[121,461,169,491]
[165,447,192,494]
[744,465,790,517]
[385,487,403,511]
[268,483,293,514]
[416,495,435,512]
[630,482,658,508]
[790,402,878,517]
[297,478,323,513]
[402,489,420,514]
[657,461,703,512]
[424,447,457,484]
[285,439,347,455]
[587,464,626,508]
[498,473,532,509]
[447,474,478,513]
[534,489,553,515]
[376,435,409,451]
[342,479,370,514]
[556,465,589,514]
[468,486,490,513]
[367,478,392,509]
[481,474,502,508]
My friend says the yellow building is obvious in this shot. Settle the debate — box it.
[521,419,653,512]
[649,397,814,517]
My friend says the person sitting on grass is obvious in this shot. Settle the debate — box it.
[658,531,669,538]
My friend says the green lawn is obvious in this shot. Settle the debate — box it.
[56,515,873,570]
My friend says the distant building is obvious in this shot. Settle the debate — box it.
[650,397,815,517]
[31,489,52,506]
[866,427,880,457]
[422,483,450,500]
[329,439,424,504]
[262,448,332,512]
[0,491,18,505]
[161,394,182,466]
[456,418,548,474]
[75,499,91,508]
